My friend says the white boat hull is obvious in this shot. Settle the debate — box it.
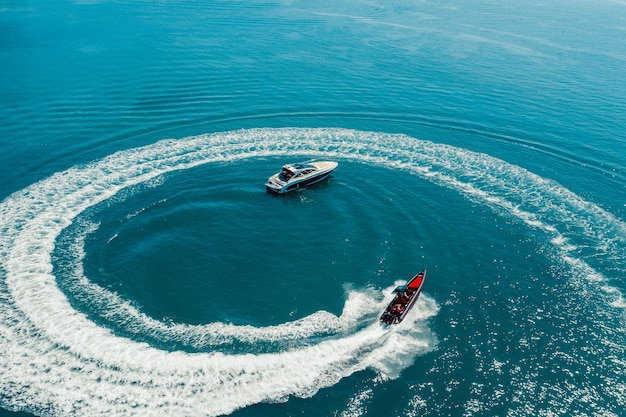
[265,161,338,194]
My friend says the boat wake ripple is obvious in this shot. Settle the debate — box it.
[0,127,624,416]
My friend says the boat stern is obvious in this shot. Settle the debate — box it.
[265,177,286,193]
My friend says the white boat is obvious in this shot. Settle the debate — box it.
[265,161,338,194]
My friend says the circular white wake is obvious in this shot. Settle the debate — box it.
[0,128,624,416]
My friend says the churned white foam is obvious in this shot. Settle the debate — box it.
[0,127,624,416]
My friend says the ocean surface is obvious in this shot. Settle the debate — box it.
[1,1,625,416]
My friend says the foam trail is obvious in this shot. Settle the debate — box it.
[55,221,375,352]
[0,128,624,416]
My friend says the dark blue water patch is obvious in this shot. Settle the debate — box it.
[0,409,37,417]
[50,153,571,358]
[53,159,431,328]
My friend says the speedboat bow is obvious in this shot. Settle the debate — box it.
[380,270,426,325]
[265,161,338,194]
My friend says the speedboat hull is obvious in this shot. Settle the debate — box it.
[265,161,338,194]
[379,270,426,325]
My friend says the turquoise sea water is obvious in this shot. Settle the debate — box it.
[1,1,625,416]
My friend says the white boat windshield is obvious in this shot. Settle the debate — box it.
[278,168,295,181]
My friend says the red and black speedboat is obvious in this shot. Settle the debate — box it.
[380,270,426,325]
